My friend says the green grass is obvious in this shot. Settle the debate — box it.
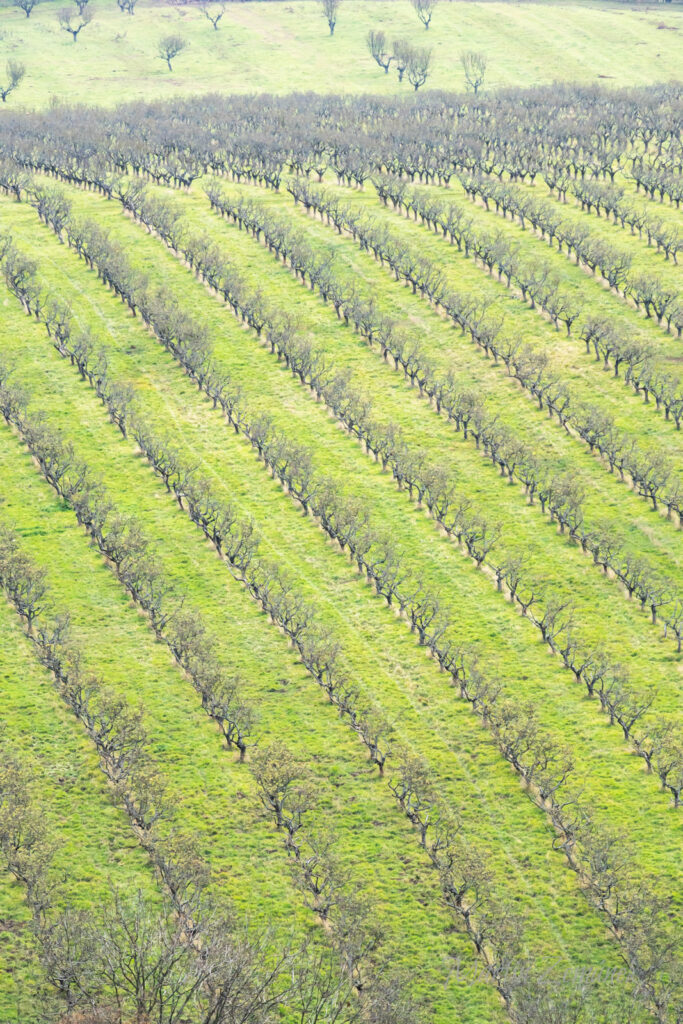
[1,0,682,109]
[169,180,683,590]
[0,272,514,1024]
[9,182,683,844]
[0,194,653,1005]
[1,179,681,951]
[0,603,160,1017]
[0,4,681,1015]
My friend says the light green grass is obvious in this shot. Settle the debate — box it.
[2,182,681,954]
[0,198,646,1006]
[0,282,512,1024]
[0,2,681,1015]
[8,183,682,851]
[0,0,682,110]
[0,603,159,1018]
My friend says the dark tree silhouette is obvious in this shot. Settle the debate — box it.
[157,35,187,71]
[0,61,26,103]
[57,6,93,42]
[411,0,438,29]
[461,51,488,94]
[318,0,340,36]
[367,29,393,74]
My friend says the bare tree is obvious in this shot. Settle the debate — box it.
[200,2,225,30]
[0,61,25,103]
[367,29,393,74]
[288,943,358,1024]
[318,0,340,36]
[13,0,38,16]
[392,39,413,82]
[117,0,137,12]
[362,969,426,1023]
[73,0,90,13]
[406,46,431,90]
[460,50,488,94]
[157,35,187,71]
[411,0,438,29]
[57,6,93,42]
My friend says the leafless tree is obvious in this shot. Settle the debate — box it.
[367,29,393,74]
[0,61,26,103]
[157,35,187,71]
[461,51,488,94]
[251,741,308,830]
[57,6,93,42]
[13,0,38,16]
[392,40,413,83]
[406,47,431,90]
[200,2,225,30]
[318,0,340,35]
[411,0,438,29]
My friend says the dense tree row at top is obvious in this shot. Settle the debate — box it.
[0,80,681,1023]
[0,83,680,195]
[0,228,679,1021]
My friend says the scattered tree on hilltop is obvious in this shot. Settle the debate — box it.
[393,39,413,82]
[318,0,341,36]
[0,61,26,103]
[411,0,438,30]
[367,29,393,74]
[157,34,188,71]
[407,46,432,90]
[116,0,137,13]
[461,50,488,94]
[12,0,38,15]
[200,2,226,30]
[58,6,93,42]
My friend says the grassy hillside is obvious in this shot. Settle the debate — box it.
[0,2,680,1019]
[0,0,681,109]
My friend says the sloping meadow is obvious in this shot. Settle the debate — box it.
[0,84,681,1024]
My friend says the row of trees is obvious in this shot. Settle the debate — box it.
[282,176,683,519]
[457,172,682,333]
[47,166,680,688]
[4,167,682,668]
[0,347,433,1016]
[104,176,683,664]
[366,31,433,91]
[251,739,428,1010]
[1,82,678,205]
[366,30,489,94]
[199,185,683,744]
[0,320,594,1022]
[374,173,683,412]
[563,177,682,256]
[12,0,137,16]
[2,357,675,1022]
[1,221,681,1016]
[0,726,372,1023]
[8,183,682,798]
[318,0,440,36]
